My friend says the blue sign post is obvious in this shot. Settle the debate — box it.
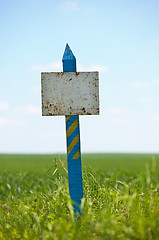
[41,43,99,215]
[62,44,83,214]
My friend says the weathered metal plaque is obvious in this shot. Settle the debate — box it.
[41,72,99,116]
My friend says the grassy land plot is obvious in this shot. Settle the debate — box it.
[0,153,159,173]
[0,153,159,239]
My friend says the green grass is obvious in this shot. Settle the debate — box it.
[1,153,159,173]
[0,153,159,239]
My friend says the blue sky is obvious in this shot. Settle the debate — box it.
[0,0,159,153]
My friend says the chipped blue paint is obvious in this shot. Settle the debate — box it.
[63,43,77,72]
[62,44,83,214]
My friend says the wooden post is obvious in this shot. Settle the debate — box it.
[62,44,83,214]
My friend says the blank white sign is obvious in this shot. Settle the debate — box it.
[41,72,99,116]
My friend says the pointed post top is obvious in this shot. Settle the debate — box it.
[62,43,76,61]
[62,43,76,72]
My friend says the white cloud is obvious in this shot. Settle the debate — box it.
[0,117,26,127]
[132,79,159,88]
[31,61,62,72]
[107,107,130,115]
[14,105,41,115]
[149,37,159,46]
[78,64,108,72]
[153,79,159,85]
[0,102,9,110]
[112,119,131,126]
[132,82,149,88]
[153,115,159,122]
[25,105,41,115]
[140,97,154,103]
[31,86,41,92]
[31,62,108,73]
[57,1,79,11]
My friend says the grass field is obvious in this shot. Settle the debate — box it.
[0,153,159,239]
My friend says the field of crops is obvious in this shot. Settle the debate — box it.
[0,153,159,239]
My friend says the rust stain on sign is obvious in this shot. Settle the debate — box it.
[41,72,99,116]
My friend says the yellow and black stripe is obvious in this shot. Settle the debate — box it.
[66,116,80,159]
